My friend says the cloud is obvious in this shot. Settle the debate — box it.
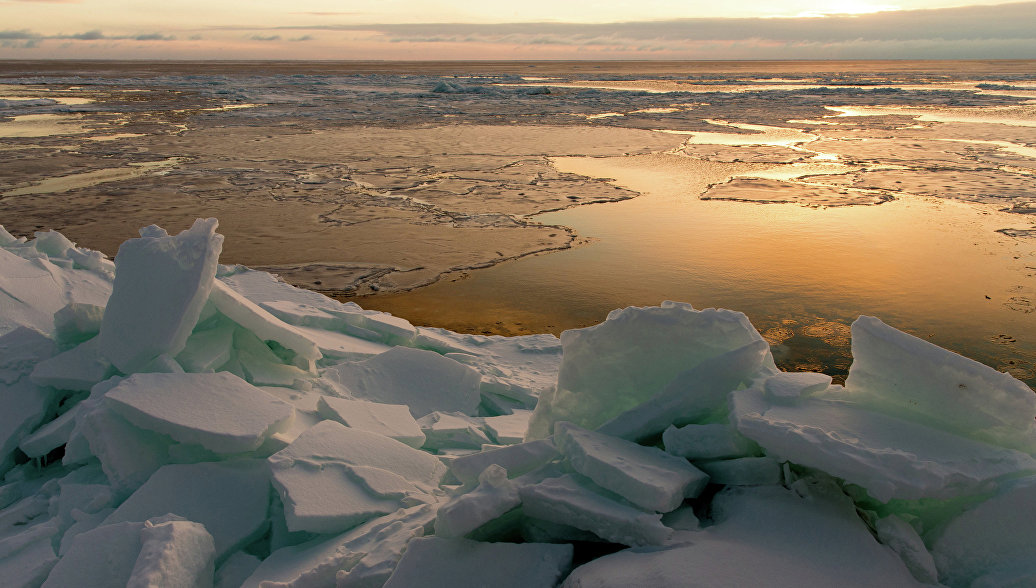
[249,34,281,42]
[0,29,41,39]
[289,35,314,42]
[66,29,105,40]
[292,12,358,17]
[133,33,176,41]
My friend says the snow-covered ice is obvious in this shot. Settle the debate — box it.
[1,222,1034,587]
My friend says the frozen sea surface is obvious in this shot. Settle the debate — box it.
[1,60,1035,384]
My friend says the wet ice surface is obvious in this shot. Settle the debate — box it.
[1,61,1035,385]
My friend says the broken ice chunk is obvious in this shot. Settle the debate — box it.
[561,485,923,587]
[52,302,104,346]
[321,346,482,418]
[103,460,270,562]
[482,410,532,445]
[435,465,520,538]
[317,396,425,448]
[418,411,492,451]
[764,371,832,401]
[843,315,1036,452]
[209,280,321,371]
[733,385,1036,502]
[382,537,573,588]
[449,439,558,488]
[663,423,760,460]
[518,474,672,546]
[126,518,216,588]
[18,406,78,459]
[875,515,938,584]
[931,475,1036,587]
[98,218,223,374]
[527,302,776,439]
[268,420,445,534]
[175,323,234,373]
[42,520,146,588]
[104,372,294,455]
[555,421,709,512]
[696,457,782,486]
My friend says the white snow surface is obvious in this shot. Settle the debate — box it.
[1,223,1034,587]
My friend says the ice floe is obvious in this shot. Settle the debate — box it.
[0,220,1033,587]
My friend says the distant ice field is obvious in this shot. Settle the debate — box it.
[1,60,1034,385]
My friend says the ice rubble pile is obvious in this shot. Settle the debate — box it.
[0,219,1034,588]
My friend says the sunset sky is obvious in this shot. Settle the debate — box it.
[1,0,1034,60]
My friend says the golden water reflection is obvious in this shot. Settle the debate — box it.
[360,153,1036,384]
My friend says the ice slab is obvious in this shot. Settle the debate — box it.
[321,346,481,418]
[662,423,759,460]
[931,476,1036,587]
[482,410,532,445]
[732,385,1036,502]
[317,396,424,448]
[43,520,145,588]
[383,536,573,588]
[528,302,775,439]
[596,339,773,442]
[268,420,444,534]
[241,504,434,588]
[103,460,271,562]
[0,526,58,588]
[764,371,832,401]
[215,552,261,588]
[418,411,492,451]
[518,474,672,546]
[435,465,520,538]
[449,439,558,487]
[104,372,294,454]
[291,324,391,360]
[30,337,113,392]
[98,219,222,374]
[562,485,921,588]
[696,456,782,486]
[843,315,1036,452]
[555,421,709,512]
[0,327,57,473]
[18,406,78,459]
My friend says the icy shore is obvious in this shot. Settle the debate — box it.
[1,219,1034,587]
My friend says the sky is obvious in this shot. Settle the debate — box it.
[1,0,1034,60]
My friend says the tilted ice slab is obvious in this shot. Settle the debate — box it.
[528,302,776,440]
[242,505,435,588]
[732,385,1036,502]
[554,421,709,513]
[383,537,573,588]
[321,346,482,418]
[103,460,271,562]
[518,474,672,546]
[841,316,1036,453]
[448,439,559,488]
[98,219,222,374]
[268,420,445,534]
[662,423,760,460]
[104,372,295,454]
[435,465,521,538]
[0,327,57,474]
